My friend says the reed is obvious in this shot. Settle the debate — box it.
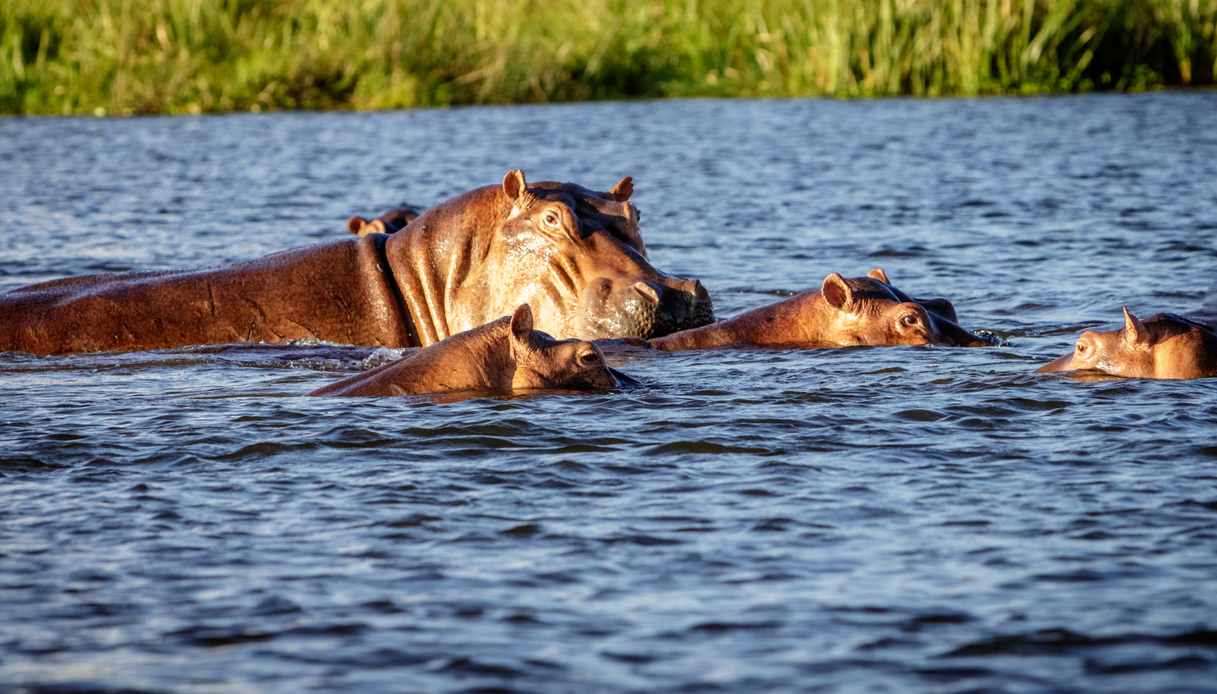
[2,0,1214,115]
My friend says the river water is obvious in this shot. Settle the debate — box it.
[2,94,1216,692]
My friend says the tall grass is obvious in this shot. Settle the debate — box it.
[2,0,1215,115]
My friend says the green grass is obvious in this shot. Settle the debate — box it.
[2,0,1215,115]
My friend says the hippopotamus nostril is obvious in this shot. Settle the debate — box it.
[632,281,661,305]
[650,278,715,333]
[670,277,701,296]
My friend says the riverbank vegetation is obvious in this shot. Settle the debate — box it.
[2,0,1215,115]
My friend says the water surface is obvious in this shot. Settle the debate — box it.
[2,94,1217,692]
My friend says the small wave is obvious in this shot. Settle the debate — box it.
[646,441,783,456]
[941,628,1217,658]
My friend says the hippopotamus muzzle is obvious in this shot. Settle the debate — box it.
[643,276,715,337]
[575,274,714,341]
[607,367,640,388]
[932,314,997,348]
[1037,352,1077,373]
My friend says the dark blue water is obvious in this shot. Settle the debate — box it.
[2,94,1216,693]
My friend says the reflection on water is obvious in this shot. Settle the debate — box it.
[2,93,1217,692]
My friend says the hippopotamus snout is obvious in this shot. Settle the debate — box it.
[929,312,992,347]
[575,275,714,340]
[650,276,714,336]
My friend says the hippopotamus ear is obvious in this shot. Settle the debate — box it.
[1122,306,1148,346]
[821,272,855,311]
[346,215,369,236]
[502,169,528,201]
[868,267,891,284]
[609,176,633,202]
[510,303,534,344]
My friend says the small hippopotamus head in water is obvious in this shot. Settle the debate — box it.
[1038,307,1217,380]
[818,271,988,347]
[346,204,424,237]
[311,304,626,397]
[493,170,714,340]
[507,304,623,391]
[647,266,987,352]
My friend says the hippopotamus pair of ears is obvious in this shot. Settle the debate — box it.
[501,169,633,203]
[346,205,423,237]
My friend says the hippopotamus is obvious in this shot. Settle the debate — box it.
[0,170,712,355]
[347,204,424,237]
[647,268,987,351]
[1038,307,1217,379]
[312,304,623,397]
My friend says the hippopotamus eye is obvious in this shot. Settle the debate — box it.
[543,210,561,228]
[1076,342,1088,354]
[900,313,921,327]
[577,350,602,368]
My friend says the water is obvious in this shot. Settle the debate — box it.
[2,94,1217,692]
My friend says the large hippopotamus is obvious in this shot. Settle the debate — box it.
[647,268,987,351]
[0,170,712,355]
[312,304,623,397]
[1038,307,1217,379]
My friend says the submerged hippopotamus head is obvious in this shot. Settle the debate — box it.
[505,304,623,391]
[311,304,624,397]
[648,266,987,351]
[1038,307,1217,380]
[388,169,714,345]
[347,204,424,237]
[821,269,987,347]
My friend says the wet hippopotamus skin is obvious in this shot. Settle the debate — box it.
[0,170,713,356]
[646,267,988,351]
[347,204,425,237]
[1038,307,1217,379]
[311,304,623,397]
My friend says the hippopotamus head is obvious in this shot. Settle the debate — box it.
[819,270,988,347]
[346,205,424,237]
[506,304,622,391]
[379,170,713,345]
[1038,307,1217,379]
[482,170,713,341]
[310,303,627,397]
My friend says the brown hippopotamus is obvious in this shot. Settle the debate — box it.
[647,268,987,351]
[0,170,712,356]
[347,204,425,237]
[1038,307,1217,379]
[311,304,622,397]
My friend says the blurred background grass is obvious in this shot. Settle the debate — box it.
[2,0,1215,115]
